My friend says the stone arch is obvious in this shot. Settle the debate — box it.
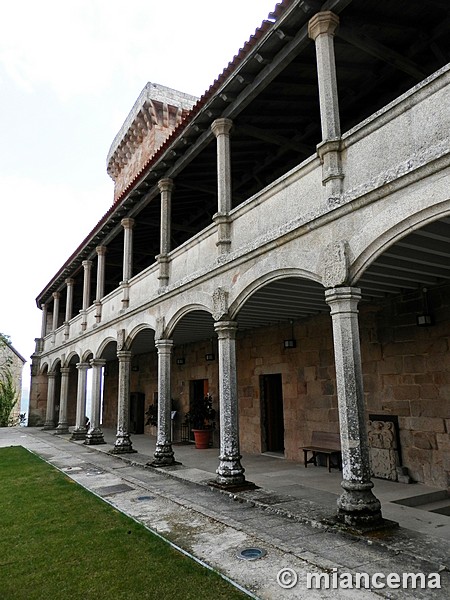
[126,323,155,348]
[63,351,80,368]
[50,358,62,372]
[350,200,450,285]
[81,349,94,362]
[229,267,323,319]
[166,303,213,338]
[39,361,50,375]
[96,337,117,359]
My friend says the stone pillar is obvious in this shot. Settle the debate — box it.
[214,320,245,485]
[110,350,136,454]
[42,371,57,429]
[121,218,134,309]
[157,179,174,288]
[80,260,92,330]
[211,118,233,254]
[82,260,92,310]
[64,278,75,338]
[40,303,48,338]
[71,362,90,440]
[51,292,60,332]
[308,11,343,199]
[55,367,70,434]
[325,287,382,527]
[85,359,106,445]
[95,246,107,322]
[121,218,134,282]
[151,339,175,466]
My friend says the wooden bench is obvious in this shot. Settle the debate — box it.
[302,431,342,472]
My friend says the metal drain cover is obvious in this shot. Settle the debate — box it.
[237,547,267,561]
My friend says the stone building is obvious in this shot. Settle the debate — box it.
[29,0,450,527]
[0,338,26,425]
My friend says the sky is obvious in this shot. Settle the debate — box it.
[0,0,278,408]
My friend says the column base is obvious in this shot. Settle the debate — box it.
[216,453,246,486]
[70,427,87,441]
[42,421,55,430]
[337,479,383,528]
[150,443,175,466]
[55,423,70,434]
[109,434,136,455]
[84,428,106,445]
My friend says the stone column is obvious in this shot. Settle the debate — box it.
[55,367,70,434]
[71,362,90,440]
[82,260,92,310]
[40,303,48,338]
[85,359,106,445]
[95,246,107,322]
[211,118,233,254]
[80,260,92,330]
[42,371,57,429]
[308,11,343,199]
[325,287,382,527]
[157,179,173,288]
[121,218,134,282]
[110,350,136,454]
[52,292,60,332]
[214,320,245,485]
[151,339,175,466]
[64,278,75,338]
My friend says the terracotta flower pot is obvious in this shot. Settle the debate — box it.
[192,429,211,449]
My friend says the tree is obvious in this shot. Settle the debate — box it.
[0,334,19,427]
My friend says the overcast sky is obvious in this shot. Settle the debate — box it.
[0,0,277,405]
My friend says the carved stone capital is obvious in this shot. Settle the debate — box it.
[96,245,108,256]
[308,11,339,41]
[121,217,135,230]
[211,118,233,138]
[158,178,174,193]
[65,278,75,287]
[322,240,349,288]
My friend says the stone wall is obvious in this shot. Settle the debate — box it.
[0,342,25,425]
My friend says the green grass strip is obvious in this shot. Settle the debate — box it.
[0,446,248,600]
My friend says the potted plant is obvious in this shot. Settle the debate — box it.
[185,393,216,449]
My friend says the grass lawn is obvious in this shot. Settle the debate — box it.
[0,446,248,600]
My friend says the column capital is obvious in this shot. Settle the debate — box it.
[48,370,57,379]
[121,217,135,230]
[76,362,90,371]
[155,339,174,352]
[52,291,60,300]
[60,367,71,376]
[211,118,233,138]
[96,245,108,256]
[308,11,339,41]
[82,259,93,269]
[65,278,75,286]
[158,178,174,193]
[214,320,238,338]
[117,350,132,362]
[90,358,106,368]
[325,286,361,313]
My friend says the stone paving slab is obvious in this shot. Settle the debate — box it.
[2,428,449,599]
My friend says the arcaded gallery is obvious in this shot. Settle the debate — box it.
[29,0,450,527]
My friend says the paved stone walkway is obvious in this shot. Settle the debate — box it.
[2,427,448,599]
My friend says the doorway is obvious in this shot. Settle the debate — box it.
[261,374,284,454]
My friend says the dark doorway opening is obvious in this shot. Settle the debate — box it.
[130,392,145,434]
[261,374,284,454]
